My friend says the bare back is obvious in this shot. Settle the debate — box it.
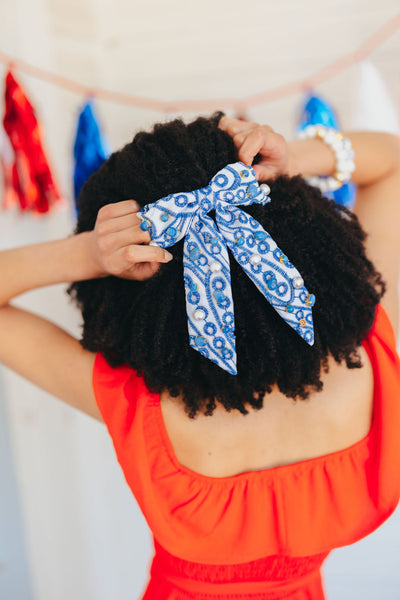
[160,345,374,478]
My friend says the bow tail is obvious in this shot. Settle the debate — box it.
[183,214,238,374]
[216,205,315,345]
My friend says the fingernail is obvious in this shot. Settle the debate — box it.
[132,200,140,210]
[164,250,173,262]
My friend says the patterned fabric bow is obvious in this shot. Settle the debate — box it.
[137,162,315,375]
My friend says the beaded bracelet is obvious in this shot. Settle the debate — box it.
[296,125,355,193]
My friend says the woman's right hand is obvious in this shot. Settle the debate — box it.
[90,200,173,281]
[218,116,292,181]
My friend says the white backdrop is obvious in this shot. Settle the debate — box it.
[0,1,399,599]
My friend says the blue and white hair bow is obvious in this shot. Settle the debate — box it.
[137,162,315,375]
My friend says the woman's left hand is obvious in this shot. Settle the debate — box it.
[218,116,291,181]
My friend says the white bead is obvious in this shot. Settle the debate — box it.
[260,183,271,196]
[193,309,205,321]
[324,130,336,144]
[305,125,317,137]
[210,261,222,273]
[342,139,352,151]
[319,179,329,192]
[292,276,304,289]
[327,177,339,191]
[337,159,349,173]
[249,254,261,265]
[306,176,320,187]
[337,149,349,161]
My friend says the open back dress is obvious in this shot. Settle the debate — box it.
[92,304,400,599]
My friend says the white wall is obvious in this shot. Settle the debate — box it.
[0,368,33,600]
[0,1,399,598]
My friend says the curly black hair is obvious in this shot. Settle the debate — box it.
[67,112,385,418]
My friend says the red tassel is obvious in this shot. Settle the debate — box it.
[2,70,61,214]
[0,129,19,210]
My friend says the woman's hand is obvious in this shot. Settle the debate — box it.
[90,199,173,281]
[218,116,291,181]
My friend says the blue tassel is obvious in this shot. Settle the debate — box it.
[73,100,111,214]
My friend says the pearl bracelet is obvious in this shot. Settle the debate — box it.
[296,125,355,193]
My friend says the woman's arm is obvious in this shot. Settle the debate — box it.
[288,131,400,336]
[219,118,400,337]
[0,201,171,421]
[0,233,105,421]
[286,130,400,186]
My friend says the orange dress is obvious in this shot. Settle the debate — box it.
[92,304,400,599]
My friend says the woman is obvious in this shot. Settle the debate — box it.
[1,112,399,599]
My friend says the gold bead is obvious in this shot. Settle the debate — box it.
[299,318,306,327]
[334,172,347,183]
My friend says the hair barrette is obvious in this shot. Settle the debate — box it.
[137,162,315,375]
